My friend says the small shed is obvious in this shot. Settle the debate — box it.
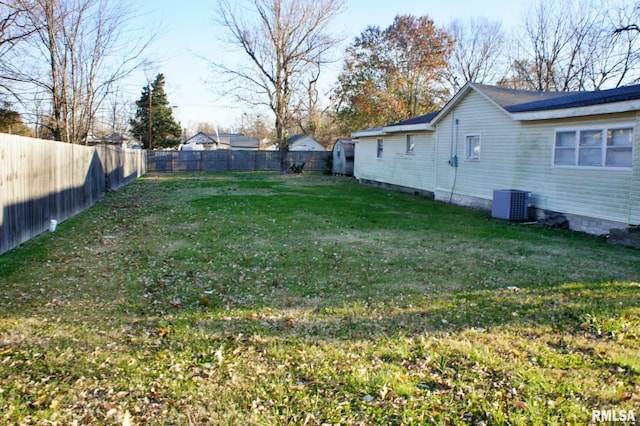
[332,138,354,175]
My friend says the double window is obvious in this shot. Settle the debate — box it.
[554,126,633,168]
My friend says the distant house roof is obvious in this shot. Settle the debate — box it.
[184,131,259,149]
[185,132,221,145]
[287,134,325,151]
[227,134,260,149]
[87,131,132,145]
[287,134,307,145]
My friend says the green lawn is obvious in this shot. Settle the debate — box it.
[1,172,638,425]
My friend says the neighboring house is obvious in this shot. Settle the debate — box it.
[288,134,325,151]
[332,137,354,175]
[352,82,640,235]
[87,132,135,147]
[182,132,226,150]
[229,134,260,150]
[182,132,259,150]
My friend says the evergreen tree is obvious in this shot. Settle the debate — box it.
[130,74,181,149]
[0,106,31,136]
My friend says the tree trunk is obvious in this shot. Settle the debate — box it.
[276,117,288,173]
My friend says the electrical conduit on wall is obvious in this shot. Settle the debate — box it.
[449,113,459,203]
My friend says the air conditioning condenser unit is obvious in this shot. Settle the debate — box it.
[491,189,531,221]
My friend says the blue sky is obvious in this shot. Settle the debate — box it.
[132,0,528,131]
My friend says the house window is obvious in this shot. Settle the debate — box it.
[465,135,481,160]
[376,138,384,158]
[607,128,633,167]
[406,135,415,153]
[554,131,576,165]
[579,130,602,166]
[554,126,633,168]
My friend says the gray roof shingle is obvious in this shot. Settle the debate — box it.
[387,111,440,127]
[355,82,640,136]
[476,83,640,113]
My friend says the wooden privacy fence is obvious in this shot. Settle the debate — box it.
[0,134,146,255]
[147,150,329,172]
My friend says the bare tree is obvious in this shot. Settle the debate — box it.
[606,3,640,87]
[90,88,134,142]
[444,17,507,91]
[0,1,36,96]
[2,0,152,143]
[242,113,274,143]
[214,0,345,172]
[504,0,640,91]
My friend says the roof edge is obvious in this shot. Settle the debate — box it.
[351,128,386,138]
[511,99,640,120]
[430,83,512,126]
[383,123,434,133]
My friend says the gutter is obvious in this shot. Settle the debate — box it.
[383,123,434,133]
[351,129,387,138]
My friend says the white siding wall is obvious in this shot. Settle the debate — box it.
[628,114,640,225]
[514,113,637,224]
[354,87,640,230]
[434,90,521,201]
[354,132,436,192]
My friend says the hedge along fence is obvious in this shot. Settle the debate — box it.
[0,134,146,255]
[147,150,329,173]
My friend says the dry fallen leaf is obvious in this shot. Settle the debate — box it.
[199,294,210,306]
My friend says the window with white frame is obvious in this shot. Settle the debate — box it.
[607,128,634,167]
[376,138,384,158]
[406,135,415,153]
[465,135,481,160]
[554,126,633,168]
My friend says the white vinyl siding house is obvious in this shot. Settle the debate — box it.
[513,115,637,228]
[354,132,436,194]
[432,89,523,208]
[406,135,416,154]
[353,82,640,234]
[465,135,481,161]
[630,114,640,225]
[553,125,633,168]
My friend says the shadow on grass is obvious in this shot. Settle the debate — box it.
[181,281,638,343]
